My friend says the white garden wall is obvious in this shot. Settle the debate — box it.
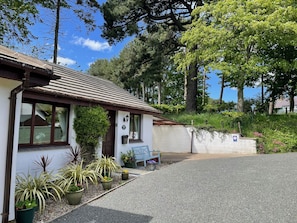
[153,125,256,154]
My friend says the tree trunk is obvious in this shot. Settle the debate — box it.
[268,97,274,115]
[261,73,264,105]
[184,72,187,102]
[185,63,198,112]
[202,69,206,106]
[219,74,225,104]
[141,82,145,102]
[289,91,295,112]
[237,85,244,112]
[157,82,161,105]
[53,0,61,64]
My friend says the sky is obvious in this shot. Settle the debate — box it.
[17,2,262,103]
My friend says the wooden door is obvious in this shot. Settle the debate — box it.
[102,110,115,157]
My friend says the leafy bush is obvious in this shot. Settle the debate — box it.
[73,105,110,163]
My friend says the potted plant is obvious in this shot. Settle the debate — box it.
[121,169,129,180]
[120,150,136,168]
[64,184,84,205]
[15,172,63,213]
[58,160,97,205]
[15,199,37,223]
[100,176,113,190]
[88,155,121,178]
[147,160,157,171]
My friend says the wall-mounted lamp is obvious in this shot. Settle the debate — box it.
[123,114,129,122]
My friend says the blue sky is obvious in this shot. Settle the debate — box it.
[18,2,261,103]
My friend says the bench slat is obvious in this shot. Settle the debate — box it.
[132,145,161,167]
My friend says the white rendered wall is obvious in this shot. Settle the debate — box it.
[16,104,79,177]
[153,125,256,154]
[115,112,153,165]
[0,78,22,220]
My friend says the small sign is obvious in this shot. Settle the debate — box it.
[232,135,238,142]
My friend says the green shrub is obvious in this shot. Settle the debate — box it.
[73,106,110,163]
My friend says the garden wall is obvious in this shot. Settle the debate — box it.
[153,125,256,154]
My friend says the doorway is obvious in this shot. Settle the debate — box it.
[102,110,115,157]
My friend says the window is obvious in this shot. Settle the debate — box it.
[129,114,141,141]
[19,102,69,146]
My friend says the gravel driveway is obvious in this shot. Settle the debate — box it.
[50,153,297,223]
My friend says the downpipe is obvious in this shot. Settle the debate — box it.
[2,84,23,223]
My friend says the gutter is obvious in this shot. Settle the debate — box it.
[2,74,28,223]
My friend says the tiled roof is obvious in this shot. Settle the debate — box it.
[153,116,183,125]
[0,45,52,71]
[32,62,161,115]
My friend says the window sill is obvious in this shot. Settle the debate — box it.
[18,144,71,152]
[128,139,143,144]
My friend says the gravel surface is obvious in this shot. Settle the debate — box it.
[49,153,297,223]
[30,163,170,223]
[32,172,136,223]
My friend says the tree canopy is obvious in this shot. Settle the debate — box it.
[100,0,211,112]
[176,0,297,112]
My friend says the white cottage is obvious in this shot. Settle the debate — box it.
[0,45,161,222]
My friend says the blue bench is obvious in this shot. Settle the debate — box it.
[132,145,161,167]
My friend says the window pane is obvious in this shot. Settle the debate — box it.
[19,103,32,144]
[129,114,141,140]
[33,103,52,144]
[54,107,68,142]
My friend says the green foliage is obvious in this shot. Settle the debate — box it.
[151,104,185,114]
[67,184,83,192]
[58,160,98,192]
[87,155,122,178]
[73,106,110,163]
[244,114,297,154]
[15,199,37,210]
[15,172,63,213]
[120,150,135,164]
[176,0,297,112]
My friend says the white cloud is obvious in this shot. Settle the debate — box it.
[73,37,111,51]
[48,56,76,66]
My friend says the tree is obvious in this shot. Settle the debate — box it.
[0,0,55,45]
[100,0,210,112]
[1,0,100,61]
[177,0,297,112]
[88,59,123,87]
[52,0,100,63]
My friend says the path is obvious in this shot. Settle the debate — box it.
[50,153,297,223]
